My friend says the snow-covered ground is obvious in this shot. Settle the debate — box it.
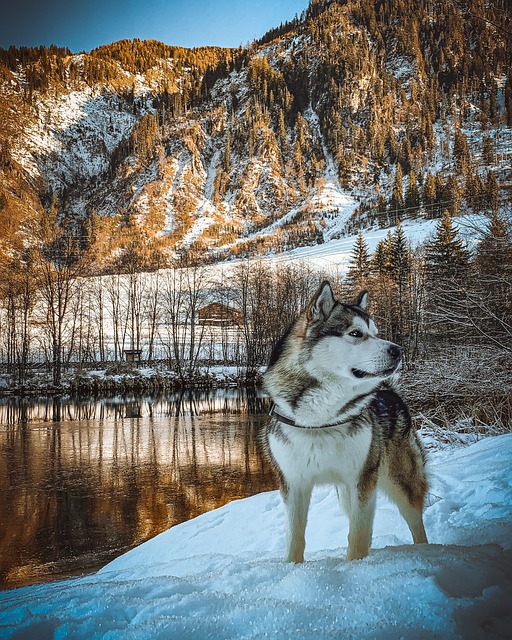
[213,214,485,276]
[1,433,510,639]
[271,217,440,272]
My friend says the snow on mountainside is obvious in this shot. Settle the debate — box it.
[12,88,143,190]
[1,0,511,265]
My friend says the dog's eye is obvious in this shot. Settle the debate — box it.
[348,329,364,338]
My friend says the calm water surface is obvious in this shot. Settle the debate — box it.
[0,390,276,590]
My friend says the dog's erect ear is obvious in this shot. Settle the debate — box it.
[355,290,369,311]
[307,281,335,322]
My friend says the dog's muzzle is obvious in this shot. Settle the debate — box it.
[351,343,403,379]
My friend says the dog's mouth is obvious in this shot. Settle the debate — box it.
[351,366,397,379]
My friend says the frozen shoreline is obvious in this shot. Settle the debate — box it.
[0,365,263,398]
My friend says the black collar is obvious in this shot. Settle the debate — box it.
[269,403,350,430]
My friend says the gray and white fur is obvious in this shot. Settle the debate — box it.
[262,281,428,563]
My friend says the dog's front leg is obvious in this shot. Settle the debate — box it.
[345,489,377,561]
[283,484,312,563]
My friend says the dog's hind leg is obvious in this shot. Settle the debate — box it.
[338,483,377,561]
[382,443,428,544]
[283,484,313,563]
[384,480,428,543]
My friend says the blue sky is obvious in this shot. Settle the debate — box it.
[0,0,310,53]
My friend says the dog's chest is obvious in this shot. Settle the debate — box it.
[269,425,373,485]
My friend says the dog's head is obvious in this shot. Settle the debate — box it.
[300,280,403,381]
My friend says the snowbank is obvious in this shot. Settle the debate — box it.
[1,434,511,639]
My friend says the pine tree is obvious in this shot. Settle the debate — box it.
[372,231,397,279]
[489,84,498,124]
[435,173,445,217]
[484,171,499,213]
[476,210,511,283]
[473,211,512,346]
[404,171,420,214]
[424,210,472,342]
[453,128,470,174]
[506,73,512,127]
[398,134,412,175]
[423,172,436,218]
[389,221,411,285]
[444,174,460,216]
[224,129,231,172]
[390,165,403,223]
[372,239,390,276]
[482,134,494,167]
[347,231,371,286]
[389,221,411,342]
[465,172,484,213]
[370,231,401,344]
[425,210,470,281]
[277,108,288,155]
[376,195,388,229]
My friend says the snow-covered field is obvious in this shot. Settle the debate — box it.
[209,214,486,282]
[1,433,510,639]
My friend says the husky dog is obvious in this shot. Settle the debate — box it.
[262,281,428,563]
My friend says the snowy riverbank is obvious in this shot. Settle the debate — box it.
[0,365,260,398]
[1,433,511,639]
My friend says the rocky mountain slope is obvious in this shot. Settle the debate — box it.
[1,0,511,267]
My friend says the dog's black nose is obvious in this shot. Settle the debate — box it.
[388,344,403,361]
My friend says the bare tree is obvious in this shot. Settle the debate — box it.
[144,270,161,366]
[0,252,35,388]
[32,202,88,386]
[105,272,127,362]
[233,261,277,378]
[160,265,208,382]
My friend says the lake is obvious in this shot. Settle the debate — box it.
[0,390,277,590]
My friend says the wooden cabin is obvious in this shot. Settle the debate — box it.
[124,349,143,363]
[197,302,242,327]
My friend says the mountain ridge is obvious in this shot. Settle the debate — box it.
[1,0,510,269]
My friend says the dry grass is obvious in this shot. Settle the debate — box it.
[401,347,511,437]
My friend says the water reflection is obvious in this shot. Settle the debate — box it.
[0,391,276,590]
[0,389,270,426]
